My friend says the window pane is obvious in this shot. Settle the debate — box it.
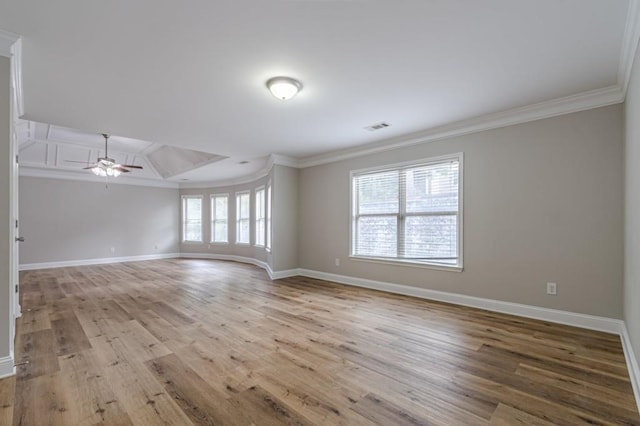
[236,193,250,244]
[240,194,249,218]
[406,162,458,213]
[405,215,457,262]
[256,219,265,245]
[214,222,227,242]
[216,198,227,220]
[239,219,250,243]
[357,171,399,214]
[186,198,202,220]
[183,197,202,241]
[356,216,397,257]
[266,186,272,249]
[185,223,201,242]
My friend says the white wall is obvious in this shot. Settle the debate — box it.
[625,44,640,369]
[19,177,180,265]
[299,105,624,318]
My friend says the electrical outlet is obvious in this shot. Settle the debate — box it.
[335,258,340,266]
[547,282,557,295]
[154,244,158,250]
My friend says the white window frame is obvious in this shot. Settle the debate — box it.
[182,195,203,243]
[255,186,265,247]
[210,193,229,243]
[235,191,251,245]
[265,183,272,251]
[349,153,463,272]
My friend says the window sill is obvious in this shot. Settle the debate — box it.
[182,241,204,245]
[235,242,250,246]
[349,255,463,272]
[209,242,229,245]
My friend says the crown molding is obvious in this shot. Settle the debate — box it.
[620,0,640,96]
[19,165,179,189]
[0,29,19,58]
[295,85,624,168]
[177,154,297,189]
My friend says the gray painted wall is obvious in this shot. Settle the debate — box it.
[625,45,640,369]
[19,177,180,264]
[179,174,271,266]
[272,165,298,272]
[0,57,11,361]
[298,105,624,318]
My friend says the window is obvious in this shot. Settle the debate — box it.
[210,194,228,243]
[255,187,265,247]
[266,184,272,250]
[182,196,203,242]
[236,191,250,244]
[351,153,462,269]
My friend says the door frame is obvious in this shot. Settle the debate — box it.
[1,30,22,377]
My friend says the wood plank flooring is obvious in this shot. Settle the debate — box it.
[0,258,638,425]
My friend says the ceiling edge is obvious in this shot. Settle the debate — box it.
[19,165,179,189]
[295,84,625,169]
[619,0,640,95]
[0,29,18,58]
[178,155,290,189]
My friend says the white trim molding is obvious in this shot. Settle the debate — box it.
[296,85,624,169]
[292,268,639,412]
[19,165,180,189]
[296,269,623,334]
[0,29,19,58]
[621,324,640,411]
[620,0,640,95]
[0,355,15,379]
[179,252,273,277]
[19,253,181,271]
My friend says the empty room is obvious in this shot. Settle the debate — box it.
[1,0,640,424]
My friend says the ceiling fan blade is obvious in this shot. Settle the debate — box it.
[82,165,97,170]
[113,166,131,173]
[120,164,143,169]
[64,160,92,164]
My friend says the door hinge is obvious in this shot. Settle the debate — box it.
[15,219,18,229]
[15,155,18,164]
[15,284,18,293]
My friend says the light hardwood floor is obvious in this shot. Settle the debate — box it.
[0,258,638,425]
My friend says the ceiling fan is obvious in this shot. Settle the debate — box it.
[67,133,143,177]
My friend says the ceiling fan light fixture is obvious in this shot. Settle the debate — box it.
[266,76,302,100]
[91,164,121,177]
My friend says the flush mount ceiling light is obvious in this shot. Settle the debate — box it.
[266,76,302,100]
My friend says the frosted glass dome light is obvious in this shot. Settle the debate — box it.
[266,76,302,100]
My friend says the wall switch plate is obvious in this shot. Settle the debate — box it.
[110,247,115,254]
[335,258,340,266]
[547,282,557,295]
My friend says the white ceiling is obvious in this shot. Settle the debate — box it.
[0,0,634,183]
[17,121,267,185]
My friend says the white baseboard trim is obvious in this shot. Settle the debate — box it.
[296,268,623,334]
[269,268,300,280]
[19,253,181,271]
[295,268,640,412]
[0,355,15,379]
[180,252,271,276]
[621,324,640,411]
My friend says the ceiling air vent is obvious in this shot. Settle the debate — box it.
[364,122,391,132]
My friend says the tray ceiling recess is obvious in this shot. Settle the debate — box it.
[17,122,228,182]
